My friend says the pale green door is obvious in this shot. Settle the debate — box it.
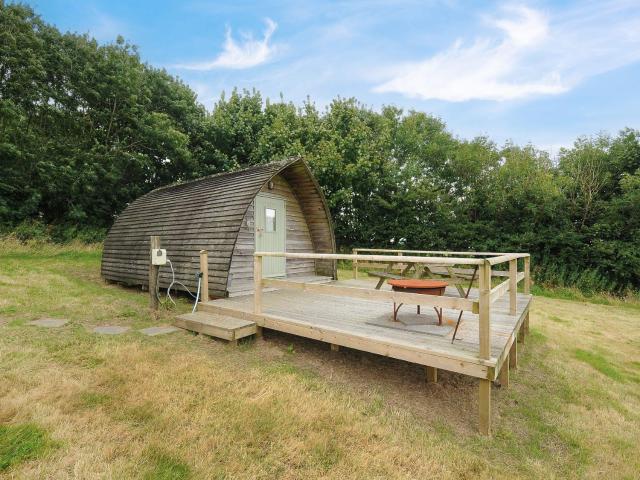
[255,194,286,277]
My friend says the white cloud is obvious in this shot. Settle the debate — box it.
[176,18,278,70]
[374,3,640,102]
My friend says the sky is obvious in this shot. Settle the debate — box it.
[24,0,640,155]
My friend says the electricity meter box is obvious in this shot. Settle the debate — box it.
[152,249,167,265]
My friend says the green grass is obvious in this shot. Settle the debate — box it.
[531,284,640,311]
[77,392,112,408]
[574,349,625,382]
[0,424,53,471]
[143,449,191,480]
[309,437,343,472]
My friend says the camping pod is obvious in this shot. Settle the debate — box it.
[101,157,337,298]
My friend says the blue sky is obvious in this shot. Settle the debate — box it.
[24,0,640,155]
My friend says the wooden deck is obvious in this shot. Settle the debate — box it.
[200,282,532,381]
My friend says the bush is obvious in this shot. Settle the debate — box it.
[5,220,52,243]
[0,220,105,248]
[533,262,620,296]
[49,225,107,244]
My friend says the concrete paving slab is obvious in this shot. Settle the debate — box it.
[139,326,180,336]
[28,318,69,328]
[93,326,130,335]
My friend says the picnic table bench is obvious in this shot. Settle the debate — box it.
[367,261,450,288]
[367,270,404,288]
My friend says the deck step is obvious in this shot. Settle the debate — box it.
[174,311,256,341]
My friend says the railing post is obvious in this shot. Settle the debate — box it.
[199,250,209,302]
[523,255,531,335]
[352,248,358,279]
[254,254,263,314]
[523,255,531,295]
[509,258,517,315]
[478,260,491,359]
[478,259,492,436]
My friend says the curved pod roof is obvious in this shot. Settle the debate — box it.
[101,157,336,298]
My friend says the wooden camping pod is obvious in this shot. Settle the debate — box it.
[101,157,337,298]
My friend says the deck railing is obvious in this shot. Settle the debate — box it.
[352,248,520,279]
[253,250,531,362]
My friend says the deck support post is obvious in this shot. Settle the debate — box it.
[352,248,358,279]
[149,235,160,310]
[509,259,517,315]
[499,357,510,387]
[479,379,491,436]
[199,250,209,302]
[425,366,438,383]
[518,325,525,343]
[524,311,530,335]
[255,326,263,339]
[330,343,340,352]
[254,255,263,314]
[509,340,517,369]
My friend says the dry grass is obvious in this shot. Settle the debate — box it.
[0,246,639,478]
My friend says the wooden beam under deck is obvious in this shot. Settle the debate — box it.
[479,379,492,436]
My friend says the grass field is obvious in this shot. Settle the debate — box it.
[1,242,639,479]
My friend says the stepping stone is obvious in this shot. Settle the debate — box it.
[139,326,180,336]
[28,318,69,328]
[93,326,130,335]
